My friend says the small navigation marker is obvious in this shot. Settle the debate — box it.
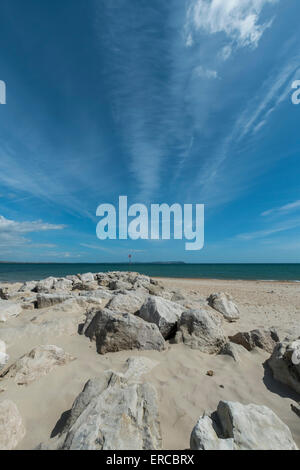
[128,254,132,264]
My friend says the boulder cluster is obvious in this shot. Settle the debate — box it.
[0,271,299,450]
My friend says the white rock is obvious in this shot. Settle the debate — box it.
[219,342,246,362]
[18,281,37,293]
[0,340,9,371]
[137,296,183,338]
[83,308,166,354]
[0,353,9,371]
[175,309,226,354]
[45,370,162,450]
[53,278,73,291]
[107,290,147,314]
[0,400,26,450]
[36,293,73,309]
[230,328,279,353]
[79,272,95,282]
[208,292,240,322]
[0,300,22,322]
[268,338,300,394]
[0,339,9,371]
[1,345,75,385]
[191,401,298,450]
[35,277,57,293]
[191,415,234,450]
[0,283,22,299]
[109,280,133,291]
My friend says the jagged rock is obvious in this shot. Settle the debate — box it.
[219,342,245,362]
[148,284,164,296]
[191,401,298,450]
[35,277,57,293]
[137,296,184,338]
[229,328,279,353]
[36,293,74,309]
[171,291,186,302]
[83,308,165,354]
[79,289,112,300]
[0,300,22,322]
[0,340,9,371]
[191,414,234,450]
[0,400,26,450]
[109,280,132,291]
[175,309,226,354]
[79,272,95,283]
[95,273,110,287]
[0,283,23,300]
[208,292,240,322]
[53,278,73,291]
[43,369,162,450]
[1,345,75,385]
[18,281,37,293]
[72,280,99,291]
[107,290,147,314]
[65,275,80,282]
[268,338,300,394]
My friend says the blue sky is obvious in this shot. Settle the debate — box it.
[0,0,300,263]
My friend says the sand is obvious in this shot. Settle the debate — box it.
[1,277,299,450]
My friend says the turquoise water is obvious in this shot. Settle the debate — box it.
[1,263,300,282]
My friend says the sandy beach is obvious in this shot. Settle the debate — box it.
[0,273,299,450]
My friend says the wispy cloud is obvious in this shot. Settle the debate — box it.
[237,218,300,240]
[191,52,299,206]
[0,215,65,249]
[80,242,116,254]
[237,60,300,140]
[0,215,65,233]
[185,0,277,50]
[194,65,218,79]
[261,200,300,217]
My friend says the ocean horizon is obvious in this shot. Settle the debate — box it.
[1,262,300,283]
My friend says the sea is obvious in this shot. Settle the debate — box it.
[1,263,300,283]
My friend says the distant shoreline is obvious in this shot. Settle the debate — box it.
[1,262,300,283]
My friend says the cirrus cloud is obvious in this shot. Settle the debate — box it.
[186,0,278,50]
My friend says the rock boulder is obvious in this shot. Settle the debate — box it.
[83,308,165,354]
[191,400,298,450]
[175,309,226,354]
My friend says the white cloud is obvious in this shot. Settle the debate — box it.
[194,65,219,79]
[0,215,65,248]
[0,215,65,233]
[186,0,277,49]
[219,45,232,60]
[261,200,300,217]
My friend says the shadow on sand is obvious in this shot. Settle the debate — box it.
[50,409,71,438]
[263,360,300,402]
